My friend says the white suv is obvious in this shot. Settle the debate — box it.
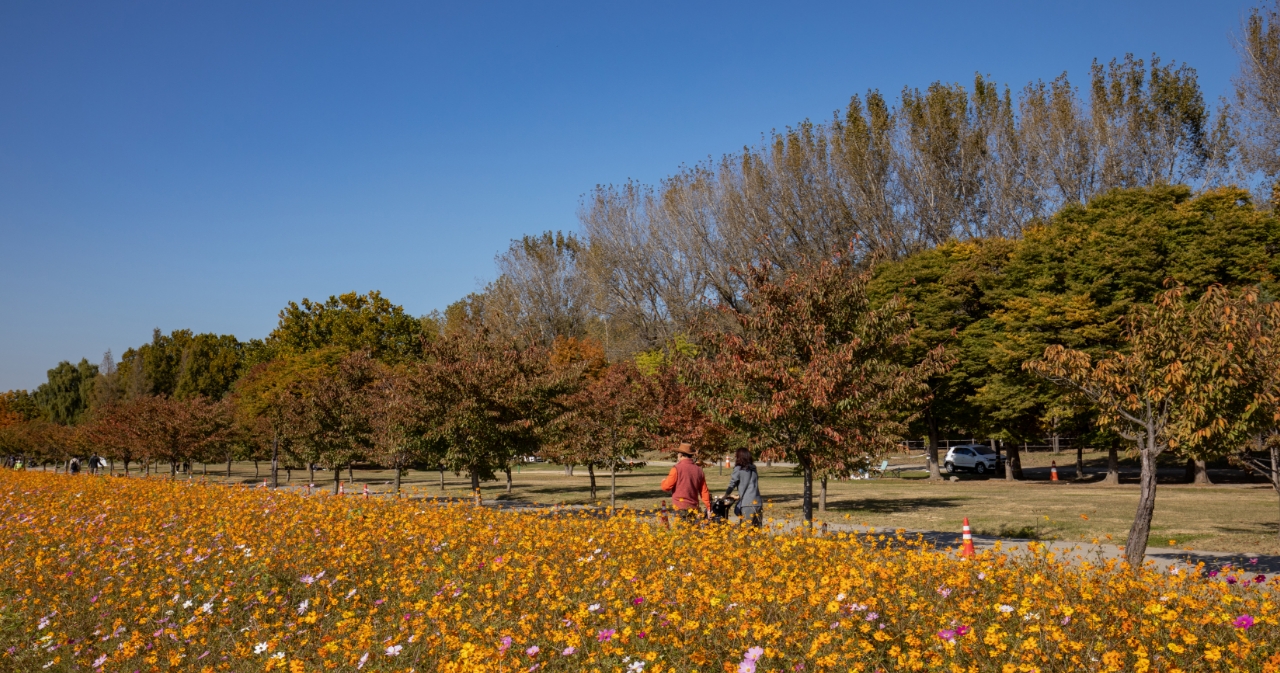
[943,444,1000,475]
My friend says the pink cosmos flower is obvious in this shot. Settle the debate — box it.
[738,646,765,673]
[937,629,957,643]
[526,645,540,656]
[955,625,970,636]
[1234,615,1254,629]
[499,636,512,653]
[597,629,616,642]
[561,646,575,656]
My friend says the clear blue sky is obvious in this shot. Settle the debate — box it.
[0,0,1258,390]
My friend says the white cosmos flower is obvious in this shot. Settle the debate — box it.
[253,643,268,654]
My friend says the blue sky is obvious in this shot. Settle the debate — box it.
[0,0,1258,390]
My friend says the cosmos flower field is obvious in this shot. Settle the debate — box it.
[0,471,1276,672]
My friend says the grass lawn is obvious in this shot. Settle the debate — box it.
[85,450,1280,555]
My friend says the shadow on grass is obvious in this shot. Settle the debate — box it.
[972,524,1044,540]
[788,496,972,514]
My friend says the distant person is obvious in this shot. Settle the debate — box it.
[723,448,763,527]
[660,443,710,518]
[70,457,81,475]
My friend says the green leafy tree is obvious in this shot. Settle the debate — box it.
[174,333,245,400]
[34,359,98,425]
[0,390,42,428]
[869,238,1015,478]
[267,291,423,363]
[980,185,1280,474]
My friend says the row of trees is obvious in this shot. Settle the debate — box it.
[7,4,1280,565]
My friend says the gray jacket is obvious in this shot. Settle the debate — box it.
[724,465,762,512]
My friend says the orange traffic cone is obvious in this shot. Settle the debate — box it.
[306,483,312,495]
[960,518,976,558]
[262,478,267,489]
[659,500,670,529]
[1050,461,1059,482]
[339,482,345,496]
[363,483,369,499]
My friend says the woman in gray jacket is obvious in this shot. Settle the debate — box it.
[724,448,763,527]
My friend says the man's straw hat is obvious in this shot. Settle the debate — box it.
[674,443,695,456]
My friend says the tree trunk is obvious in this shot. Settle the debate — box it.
[270,431,278,488]
[1124,432,1159,568]
[394,466,402,494]
[286,466,292,482]
[504,466,512,494]
[1103,445,1120,485]
[308,463,315,485]
[227,455,232,480]
[926,415,942,480]
[348,464,354,482]
[1003,441,1014,481]
[1271,441,1280,544]
[1075,444,1084,480]
[1184,458,1196,483]
[819,476,827,513]
[253,460,259,479]
[440,469,446,490]
[1003,445,1024,483]
[333,465,341,494]
[123,459,130,477]
[1051,433,1060,456]
[470,471,481,505]
[1193,459,1212,485]
[801,460,814,525]
[610,459,617,511]
[588,464,597,500]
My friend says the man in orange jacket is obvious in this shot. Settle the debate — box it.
[660,443,710,517]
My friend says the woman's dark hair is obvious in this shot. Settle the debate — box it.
[734,448,755,468]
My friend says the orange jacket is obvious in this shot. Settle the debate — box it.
[660,458,711,510]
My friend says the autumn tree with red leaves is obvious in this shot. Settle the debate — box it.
[122,395,234,479]
[413,326,572,503]
[546,360,659,507]
[684,254,949,524]
[1027,285,1280,566]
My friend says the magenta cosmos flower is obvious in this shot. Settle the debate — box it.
[1233,615,1254,629]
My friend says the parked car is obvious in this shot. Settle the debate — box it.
[943,444,1001,475]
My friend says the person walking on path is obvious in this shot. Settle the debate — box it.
[660,443,710,518]
[723,448,763,527]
